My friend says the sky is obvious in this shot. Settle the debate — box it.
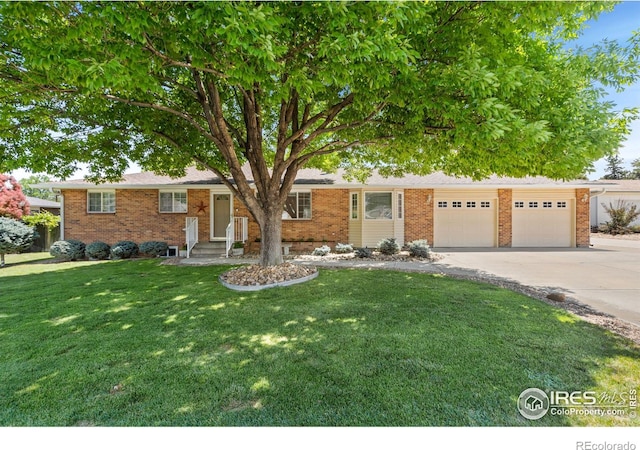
[572,1,640,179]
[8,1,640,182]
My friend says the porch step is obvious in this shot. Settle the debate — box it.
[190,241,227,257]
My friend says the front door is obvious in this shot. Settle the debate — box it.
[211,193,231,240]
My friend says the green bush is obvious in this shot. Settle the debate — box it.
[50,239,86,261]
[377,237,399,255]
[354,247,372,258]
[85,241,111,260]
[0,217,38,267]
[312,245,331,256]
[139,241,169,257]
[408,239,431,258]
[110,241,139,259]
[334,243,354,254]
[21,210,60,230]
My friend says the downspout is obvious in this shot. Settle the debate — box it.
[53,189,64,240]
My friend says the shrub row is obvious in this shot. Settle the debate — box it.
[50,240,168,261]
[312,238,430,258]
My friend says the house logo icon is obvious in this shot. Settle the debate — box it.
[518,388,550,420]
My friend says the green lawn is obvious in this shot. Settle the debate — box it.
[1,253,638,426]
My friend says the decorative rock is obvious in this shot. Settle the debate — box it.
[220,263,318,291]
[546,292,566,302]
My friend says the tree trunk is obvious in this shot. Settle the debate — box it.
[258,207,284,266]
[1,253,5,268]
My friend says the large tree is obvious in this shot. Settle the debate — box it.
[602,153,628,180]
[629,157,640,180]
[1,2,639,265]
[19,174,59,202]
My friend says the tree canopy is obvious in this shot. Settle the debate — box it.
[18,174,59,201]
[1,1,639,264]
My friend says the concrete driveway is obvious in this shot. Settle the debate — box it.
[432,238,640,327]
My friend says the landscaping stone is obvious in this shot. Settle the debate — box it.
[546,292,566,302]
[297,250,443,263]
[220,263,317,288]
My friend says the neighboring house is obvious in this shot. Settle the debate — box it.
[590,180,640,228]
[26,196,61,215]
[25,196,61,251]
[38,167,595,254]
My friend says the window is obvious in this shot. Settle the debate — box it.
[543,201,552,208]
[529,201,538,208]
[480,201,491,208]
[438,201,448,208]
[397,193,404,219]
[159,191,187,213]
[350,193,359,220]
[557,201,567,208]
[88,191,115,213]
[365,192,392,219]
[452,201,462,208]
[515,201,524,208]
[283,192,311,219]
[467,201,476,208]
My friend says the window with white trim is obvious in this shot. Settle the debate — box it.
[467,201,476,208]
[283,192,311,219]
[543,201,552,208]
[159,191,187,213]
[350,192,359,220]
[480,201,491,208]
[557,201,567,208]
[515,201,524,208]
[438,201,448,208]
[529,201,538,208]
[452,201,462,208]
[88,191,116,213]
[365,192,393,219]
[397,192,404,219]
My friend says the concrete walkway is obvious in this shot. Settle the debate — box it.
[179,241,640,328]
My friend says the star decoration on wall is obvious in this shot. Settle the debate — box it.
[195,200,208,214]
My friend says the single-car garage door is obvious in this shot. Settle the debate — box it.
[434,199,496,247]
[512,199,574,247]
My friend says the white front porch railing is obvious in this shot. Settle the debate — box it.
[185,217,198,258]
[225,216,248,257]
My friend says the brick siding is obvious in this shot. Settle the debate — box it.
[498,189,512,247]
[61,189,209,247]
[575,188,590,248]
[238,189,350,253]
[404,189,434,245]
[63,188,349,252]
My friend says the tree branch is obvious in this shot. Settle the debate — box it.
[143,33,228,78]
[297,137,392,167]
[102,93,225,148]
[282,93,354,149]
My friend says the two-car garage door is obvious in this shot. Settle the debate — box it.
[433,190,575,248]
[434,193,496,247]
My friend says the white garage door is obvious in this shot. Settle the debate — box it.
[512,199,573,247]
[434,199,496,247]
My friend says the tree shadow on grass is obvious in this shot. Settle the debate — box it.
[0,260,639,426]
